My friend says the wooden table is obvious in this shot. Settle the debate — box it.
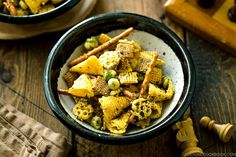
[0,0,235,156]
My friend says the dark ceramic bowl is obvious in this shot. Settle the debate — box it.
[0,0,80,24]
[44,12,195,144]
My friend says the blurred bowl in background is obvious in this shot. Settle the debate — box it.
[0,0,81,24]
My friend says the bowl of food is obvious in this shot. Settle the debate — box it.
[0,0,81,23]
[44,12,195,144]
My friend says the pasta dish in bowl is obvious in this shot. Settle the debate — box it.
[44,12,195,144]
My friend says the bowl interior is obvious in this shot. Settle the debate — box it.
[44,13,195,144]
[58,29,184,135]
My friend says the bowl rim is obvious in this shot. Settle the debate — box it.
[44,12,196,144]
[0,0,81,24]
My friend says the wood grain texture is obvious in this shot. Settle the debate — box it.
[186,31,236,153]
[76,128,178,157]
[0,35,63,113]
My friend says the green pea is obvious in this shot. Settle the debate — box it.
[84,37,99,50]
[108,78,120,90]
[90,116,102,130]
[104,70,117,81]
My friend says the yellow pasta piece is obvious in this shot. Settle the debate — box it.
[70,55,104,75]
[72,99,94,121]
[149,101,163,119]
[131,98,152,120]
[106,111,131,134]
[24,0,49,14]
[68,74,94,98]
[99,96,131,122]
[148,78,174,101]
[118,72,138,84]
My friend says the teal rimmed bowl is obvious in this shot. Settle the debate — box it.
[44,12,195,144]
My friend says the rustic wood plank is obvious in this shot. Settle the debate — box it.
[76,128,178,157]
[0,40,27,103]
[0,34,63,114]
[186,31,236,152]
[23,35,59,113]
